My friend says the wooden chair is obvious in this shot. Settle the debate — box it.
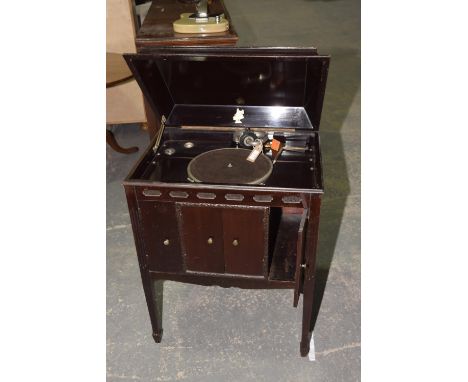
[106,0,147,153]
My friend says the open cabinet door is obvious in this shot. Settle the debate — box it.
[293,209,308,307]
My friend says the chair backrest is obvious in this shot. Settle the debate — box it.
[106,0,146,125]
[107,0,137,54]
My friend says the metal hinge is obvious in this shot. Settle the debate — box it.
[153,115,166,152]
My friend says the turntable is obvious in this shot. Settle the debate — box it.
[123,47,330,357]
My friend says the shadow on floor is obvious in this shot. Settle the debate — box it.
[311,47,360,330]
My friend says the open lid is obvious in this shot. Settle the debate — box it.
[125,47,329,130]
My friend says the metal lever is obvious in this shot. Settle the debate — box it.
[196,0,208,18]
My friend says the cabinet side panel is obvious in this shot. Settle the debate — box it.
[124,186,147,269]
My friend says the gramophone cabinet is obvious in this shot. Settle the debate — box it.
[123,46,330,356]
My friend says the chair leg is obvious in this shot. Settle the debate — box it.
[106,129,138,154]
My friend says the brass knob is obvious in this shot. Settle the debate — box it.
[232,239,239,247]
[207,237,213,245]
[163,239,170,246]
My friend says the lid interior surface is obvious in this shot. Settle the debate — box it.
[125,48,329,130]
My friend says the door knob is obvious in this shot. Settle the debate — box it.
[207,237,213,245]
[232,239,239,247]
[163,239,170,246]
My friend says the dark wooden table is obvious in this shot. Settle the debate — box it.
[136,0,238,48]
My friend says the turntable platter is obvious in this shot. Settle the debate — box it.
[187,148,273,185]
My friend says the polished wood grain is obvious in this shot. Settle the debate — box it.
[179,204,225,273]
[138,201,184,272]
[221,207,268,276]
[293,209,308,307]
[125,186,163,342]
[300,198,321,357]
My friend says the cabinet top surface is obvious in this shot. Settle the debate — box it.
[136,0,238,47]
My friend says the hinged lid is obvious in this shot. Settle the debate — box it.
[125,47,329,130]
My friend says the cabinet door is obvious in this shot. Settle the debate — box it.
[178,204,225,273]
[293,209,308,307]
[178,204,268,276]
[222,207,268,276]
[138,201,183,272]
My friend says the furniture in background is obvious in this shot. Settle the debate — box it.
[107,0,147,152]
[106,53,139,154]
[135,0,238,139]
[137,0,237,48]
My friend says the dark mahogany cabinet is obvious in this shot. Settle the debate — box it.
[123,46,329,356]
[178,204,269,276]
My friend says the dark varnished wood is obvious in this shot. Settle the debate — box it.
[125,48,329,131]
[269,211,302,282]
[300,197,321,357]
[125,186,163,342]
[143,98,159,139]
[126,126,322,190]
[138,201,184,272]
[127,46,328,140]
[221,206,268,276]
[122,46,329,357]
[294,209,308,307]
[177,203,269,276]
[178,203,225,273]
[136,0,238,48]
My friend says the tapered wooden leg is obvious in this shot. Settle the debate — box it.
[300,197,321,357]
[125,187,164,343]
[141,276,163,343]
[300,276,315,356]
